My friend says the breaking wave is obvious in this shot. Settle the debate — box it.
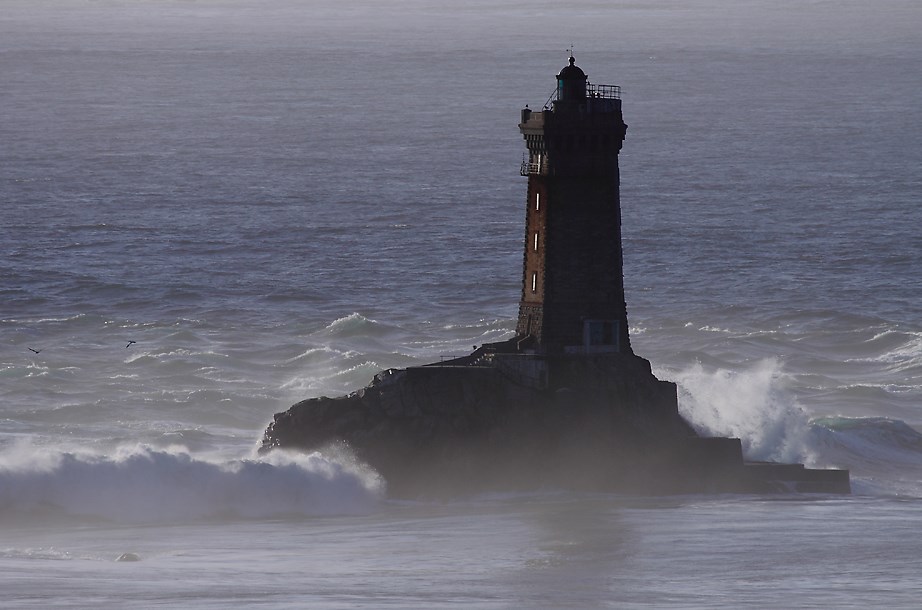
[668,358,813,464]
[0,442,384,524]
[667,358,922,495]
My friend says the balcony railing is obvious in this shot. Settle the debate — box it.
[542,82,622,109]
[587,83,621,100]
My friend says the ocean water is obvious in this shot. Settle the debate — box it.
[2,0,922,607]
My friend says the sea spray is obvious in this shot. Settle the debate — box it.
[656,360,922,494]
[0,441,384,523]
[664,358,814,464]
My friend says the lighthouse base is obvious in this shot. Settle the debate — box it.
[261,342,850,497]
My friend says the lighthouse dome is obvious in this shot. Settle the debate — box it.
[556,56,586,80]
[556,56,587,102]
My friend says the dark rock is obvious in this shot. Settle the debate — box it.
[260,344,850,498]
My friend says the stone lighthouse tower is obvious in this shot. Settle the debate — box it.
[516,56,630,354]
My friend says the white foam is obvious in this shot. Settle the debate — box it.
[665,358,814,464]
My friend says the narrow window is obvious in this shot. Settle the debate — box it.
[531,272,537,293]
[535,193,540,211]
[533,232,539,252]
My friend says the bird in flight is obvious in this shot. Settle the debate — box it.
[125,341,137,348]
[28,347,42,354]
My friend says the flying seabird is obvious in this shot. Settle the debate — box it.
[28,347,41,354]
[125,341,136,348]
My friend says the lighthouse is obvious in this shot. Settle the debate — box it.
[264,56,852,496]
[516,56,630,354]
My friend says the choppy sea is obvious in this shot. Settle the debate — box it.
[2,1,921,607]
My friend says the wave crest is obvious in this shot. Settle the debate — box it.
[810,416,922,496]
[0,443,384,523]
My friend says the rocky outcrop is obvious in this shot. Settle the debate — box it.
[262,345,849,497]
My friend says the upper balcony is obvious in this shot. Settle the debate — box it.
[543,82,621,109]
